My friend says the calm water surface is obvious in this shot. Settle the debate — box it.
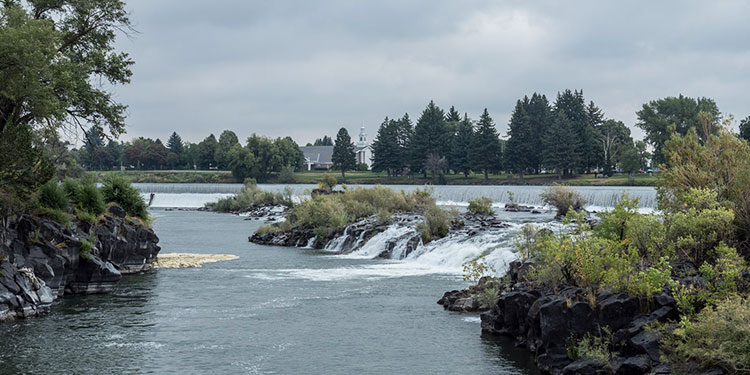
[0,209,538,374]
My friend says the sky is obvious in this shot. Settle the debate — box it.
[104,0,750,146]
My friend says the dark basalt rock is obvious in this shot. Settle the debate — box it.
[0,209,160,321]
[562,359,607,375]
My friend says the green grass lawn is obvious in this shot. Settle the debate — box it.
[89,169,660,186]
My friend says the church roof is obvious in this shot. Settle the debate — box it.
[300,146,333,165]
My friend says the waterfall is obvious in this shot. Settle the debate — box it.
[136,183,657,210]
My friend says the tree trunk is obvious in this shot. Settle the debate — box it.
[484,169,489,180]
[341,169,345,180]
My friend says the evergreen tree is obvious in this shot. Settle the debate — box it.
[410,101,447,176]
[552,90,586,173]
[371,117,400,176]
[450,113,474,177]
[586,101,605,172]
[470,109,502,180]
[167,132,184,155]
[505,99,533,178]
[332,127,356,179]
[543,112,579,178]
[313,136,333,146]
[445,106,461,122]
[395,113,414,173]
[525,93,552,174]
[740,115,750,142]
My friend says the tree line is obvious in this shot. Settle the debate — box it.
[370,91,734,181]
[75,129,304,181]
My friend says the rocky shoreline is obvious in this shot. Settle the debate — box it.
[439,261,734,375]
[0,205,160,321]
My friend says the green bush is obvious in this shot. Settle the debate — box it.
[63,177,105,216]
[477,285,499,309]
[35,207,71,227]
[462,255,496,284]
[37,180,68,211]
[662,296,750,374]
[207,181,293,212]
[256,225,280,235]
[417,205,455,243]
[75,209,97,225]
[540,185,586,217]
[100,174,149,220]
[278,166,296,183]
[80,239,93,260]
[567,333,612,362]
[318,173,338,192]
[468,196,494,216]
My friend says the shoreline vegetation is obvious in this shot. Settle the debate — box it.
[90,169,660,186]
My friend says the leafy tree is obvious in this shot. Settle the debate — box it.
[228,144,256,181]
[332,127,356,179]
[272,136,304,171]
[505,99,533,178]
[470,109,502,180]
[450,114,474,177]
[598,120,633,176]
[197,134,218,169]
[0,1,133,196]
[636,95,721,164]
[425,153,448,183]
[215,130,240,169]
[619,144,642,181]
[411,101,447,176]
[739,115,750,142]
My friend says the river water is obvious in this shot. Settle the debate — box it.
[0,184,656,374]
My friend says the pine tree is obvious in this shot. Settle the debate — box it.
[332,127,356,179]
[445,106,461,122]
[395,113,414,174]
[470,109,502,180]
[450,113,474,177]
[371,117,400,177]
[553,90,586,173]
[505,99,533,178]
[526,93,552,174]
[410,101,447,176]
[543,112,579,178]
[586,101,605,172]
[167,132,184,155]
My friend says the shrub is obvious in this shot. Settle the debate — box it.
[468,196,494,216]
[80,239,93,260]
[477,285,499,309]
[278,166,296,183]
[35,207,71,227]
[540,185,586,217]
[37,180,68,211]
[256,225,280,235]
[75,209,97,225]
[662,296,750,374]
[207,181,292,212]
[462,255,496,284]
[567,333,612,362]
[417,205,455,243]
[63,177,105,216]
[318,173,338,192]
[100,174,149,220]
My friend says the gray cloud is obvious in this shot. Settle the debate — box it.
[108,0,750,146]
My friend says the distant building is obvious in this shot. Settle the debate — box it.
[301,126,371,171]
[354,126,371,169]
[300,146,334,170]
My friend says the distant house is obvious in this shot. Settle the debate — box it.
[300,146,334,170]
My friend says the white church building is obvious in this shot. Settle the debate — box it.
[300,126,371,171]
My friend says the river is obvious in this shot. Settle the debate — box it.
[0,184,656,374]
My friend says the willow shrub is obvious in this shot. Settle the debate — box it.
[468,196,494,216]
[540,185,586,218]
[208,181,292,212]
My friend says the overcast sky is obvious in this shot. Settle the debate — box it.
[105,0,750,146]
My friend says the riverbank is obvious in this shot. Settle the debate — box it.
[0,206,160,321]
[90,170,660,186]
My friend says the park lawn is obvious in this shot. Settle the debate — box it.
[90,170,235,183]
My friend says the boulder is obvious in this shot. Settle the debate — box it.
[562,359,607,375]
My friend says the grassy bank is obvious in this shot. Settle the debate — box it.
[89,169,660,186]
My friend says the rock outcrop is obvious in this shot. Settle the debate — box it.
[469,260,726,375]
[0,207,160,321]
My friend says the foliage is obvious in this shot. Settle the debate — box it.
[332,128,356,179]
[417,205,455,243]
[567,333,612,362]
[80,239,93,261]
[636,95,721,164]
[468,197,494,216]
[37,180,68,211]
[661,296,750,374]
[318,174,338,192]
[207,180,293,212]
[100,174,149,220]
[63,177,105,216]
[470,108,502,180]
[256,225,280,235]
[540,185,586,217]
[75,209,97,226]
[450,114,474,177]
[34,207,71,227]
[278,166,296,183]
[462,255,496,284]
[477,285,499,310]
[411,101,449,175]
